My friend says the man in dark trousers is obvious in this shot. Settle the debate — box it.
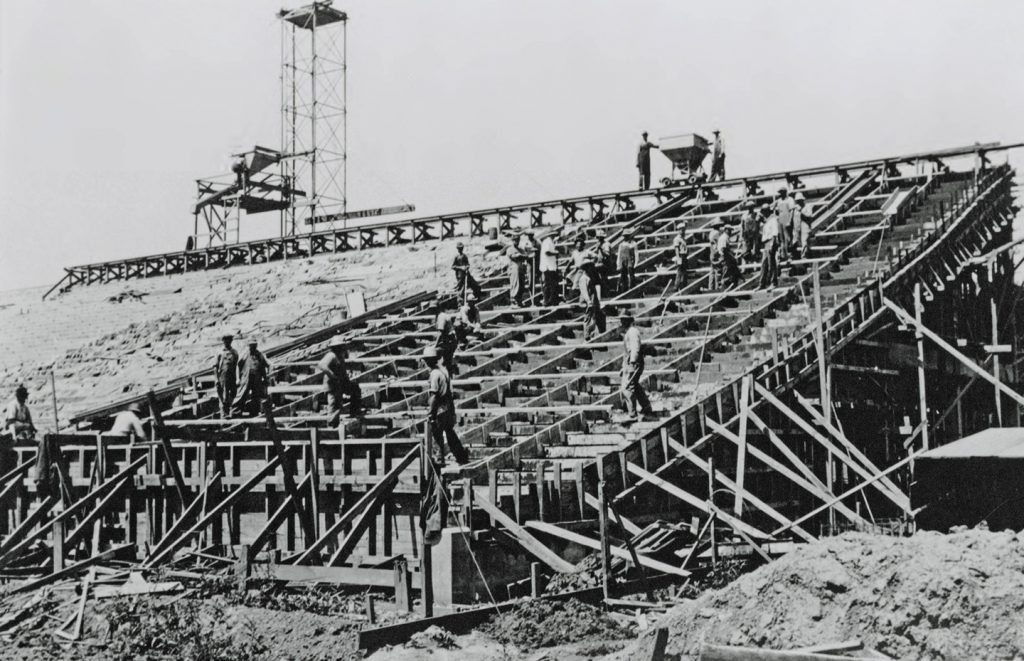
[595,229,615,297]
[451,242,482,300]
[671,224,689,290]
[435,308,460,376]
[636,131,659,191]
[620,315,653,421]
[232,339,271,417]
[578,253,605,340]
[318,335,362,425]
[539,230,560,306]
[423,346,469,465]
[214,333,238,419]
[505,232,528,307]
[616,229,640,292]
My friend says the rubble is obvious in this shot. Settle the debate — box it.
[481,598,631,650]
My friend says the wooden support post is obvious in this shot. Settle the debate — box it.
[530,562,541,598]
[365,594,377,624]
[264,403,315,547]
[812,266,835,531]
[394,557,412,612]
[733,375,750,516]
[421,425,433,619]
[235,544,251,592]
[598,480,612,600]
[989,262,1003,426]
[708,457,718,568]
[146,391,189,506]
[52,507,65,572]
[914,282,930,451]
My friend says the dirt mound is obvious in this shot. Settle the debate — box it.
[483,598,630,650]
[625,528,1024,660]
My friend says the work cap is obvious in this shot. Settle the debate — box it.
[422,346,439,359]
[456,241,465,249]
[794,192,806,201]
[15,384,27,397]
[248,339,258,346]
[221,333,234,341]
[329,335,346,348]
[466,293,478,302]
[642,131,648,137]
[596,229,607,238]
[128,402,142,413]
[712,129,720,134]
[778,187,788,195]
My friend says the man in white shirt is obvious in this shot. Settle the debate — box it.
[539,231,560,306]
[759,206,780,289]
[110,402,147,439]
[795,192,813,259]
[619,315,653,421]
[774,188,797,262]
[717,223,741,289]
[616,230,640,291]
[709,130,726,182]
[4,385,35,441]
[671,225,688,290]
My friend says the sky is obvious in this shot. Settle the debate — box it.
[1,1,1022,291]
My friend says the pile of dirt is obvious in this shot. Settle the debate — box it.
[625,528,1024,660]
[482,598,630,650]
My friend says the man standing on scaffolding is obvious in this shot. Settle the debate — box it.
[452,242,482,300]
[620,315,653,421]
[423,346,469,466]
[636,131,659,191]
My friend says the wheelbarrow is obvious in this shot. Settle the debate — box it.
[659,133,710,186]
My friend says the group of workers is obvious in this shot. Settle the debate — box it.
[636,129,726,191]
[214,335,273,419]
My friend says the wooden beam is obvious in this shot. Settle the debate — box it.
[291,446,418,565]
[624,462,771,541]
[524,520,689,577]
[147,390,190,505]
[12,543,133,594]
[145,472,223,564]
[0,496,60,564]
[264,403,315,547]
[753,384,910,513]
[474,496,575,573]
[250,473,313,556]
[327,497,386,567]
[734,375,751,516]
[64,475,131,548]
[699,645,855,661]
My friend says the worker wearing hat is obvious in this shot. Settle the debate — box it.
[318,335,362,426]
[794,192,813,259]
[422,346,469,466]
[4,384,36,441]
[505,233,529,307]
[619,315,653,421]
[709,129,726,182]
[109,400,147,439]
[578,249,606,340]
[232,338,271,418]
[759,203,781,289]
[214,332,239,419]
[636,131,660,191]
[672,222,689,290]
[773,187,797,263]
[435,306,460,376]
[457,292,483,347]
[452,241,482,301]
[741,200,761,263]
[716,221,741,289]
[616,228,640,292]
[539,228,561,306]
[594,229,614,297]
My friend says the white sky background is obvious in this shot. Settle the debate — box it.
[0,1,1022,291]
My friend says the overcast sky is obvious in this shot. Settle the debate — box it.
[1,1,1022,291]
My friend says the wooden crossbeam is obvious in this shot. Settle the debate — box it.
[291,446,418,565]
[327,497,387,567]
[264,404,315,547]
[250,472,313,556]
[64,475,132,548]
[524,520,689,577]
[145,472,223,564]
[474,496,575,573]
[11,543,133,594]
[147,390,189,504]
[0,496,60,564]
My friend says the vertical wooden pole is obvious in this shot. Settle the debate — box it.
[915,283,930,450]
[598,480,611,600]
[530,562,541,598]
[52,506,65,572]
[394,557,412,612]
[310,428,321,538]
[989,262,1003,426]
[733,375,750,516]
[813,266,836,532]
[420,425,433,618]
[707,456,718,568]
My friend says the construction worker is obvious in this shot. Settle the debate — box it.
[452,242,482,300]
[435,307,461,376]
[795,192,813,259]
[619,315,653,421]
[539,230,560,306]
[110,402,147,439]
[318,336,362,425]
[717,222,741,289]
[422,346,469,465]
[616,229,640,292]
[233,339,271,417]
[570,235,589,290]
[4,385,36,441]
[672,224,689,290]
[578,253,605,340]
[505,232,528,307]
[709,130,726,182]
[707,222,721,290]
[456,293,483,347]
[759,205,780,289]
[595,230,615,297]
[774,188,797,262]
[636,131,659,191]
[214,333,238,419]
[741,200,761,262]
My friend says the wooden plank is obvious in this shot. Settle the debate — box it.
[12,543,133,594]
[699,645,855,661]
[145,473,222,563]
[474,496,575,572]
[734,375,751,516]
[64,475,132,548]
[583,493,642,536]
[252,562,422,588]
[327,497,386,567]
[292,446,418,565]
[264,404,315,546]
[0,496,60,566]
[525,520,689,577]
[250,473,313,556]
[147,390,190,505]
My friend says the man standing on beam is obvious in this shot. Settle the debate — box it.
[452,241,482,301]
[318,336,362,426]
[232,339,271,417]
[637,131,659,191]
[620,314,654,422]
[214,333,238,419]
[422,346,469,466]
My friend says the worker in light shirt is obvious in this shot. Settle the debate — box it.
[539,231,560,306]
[110,402,147,440]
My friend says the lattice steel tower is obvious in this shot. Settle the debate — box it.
[279,2,348,235]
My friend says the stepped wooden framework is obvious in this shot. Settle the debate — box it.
[9,144,1023,631]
